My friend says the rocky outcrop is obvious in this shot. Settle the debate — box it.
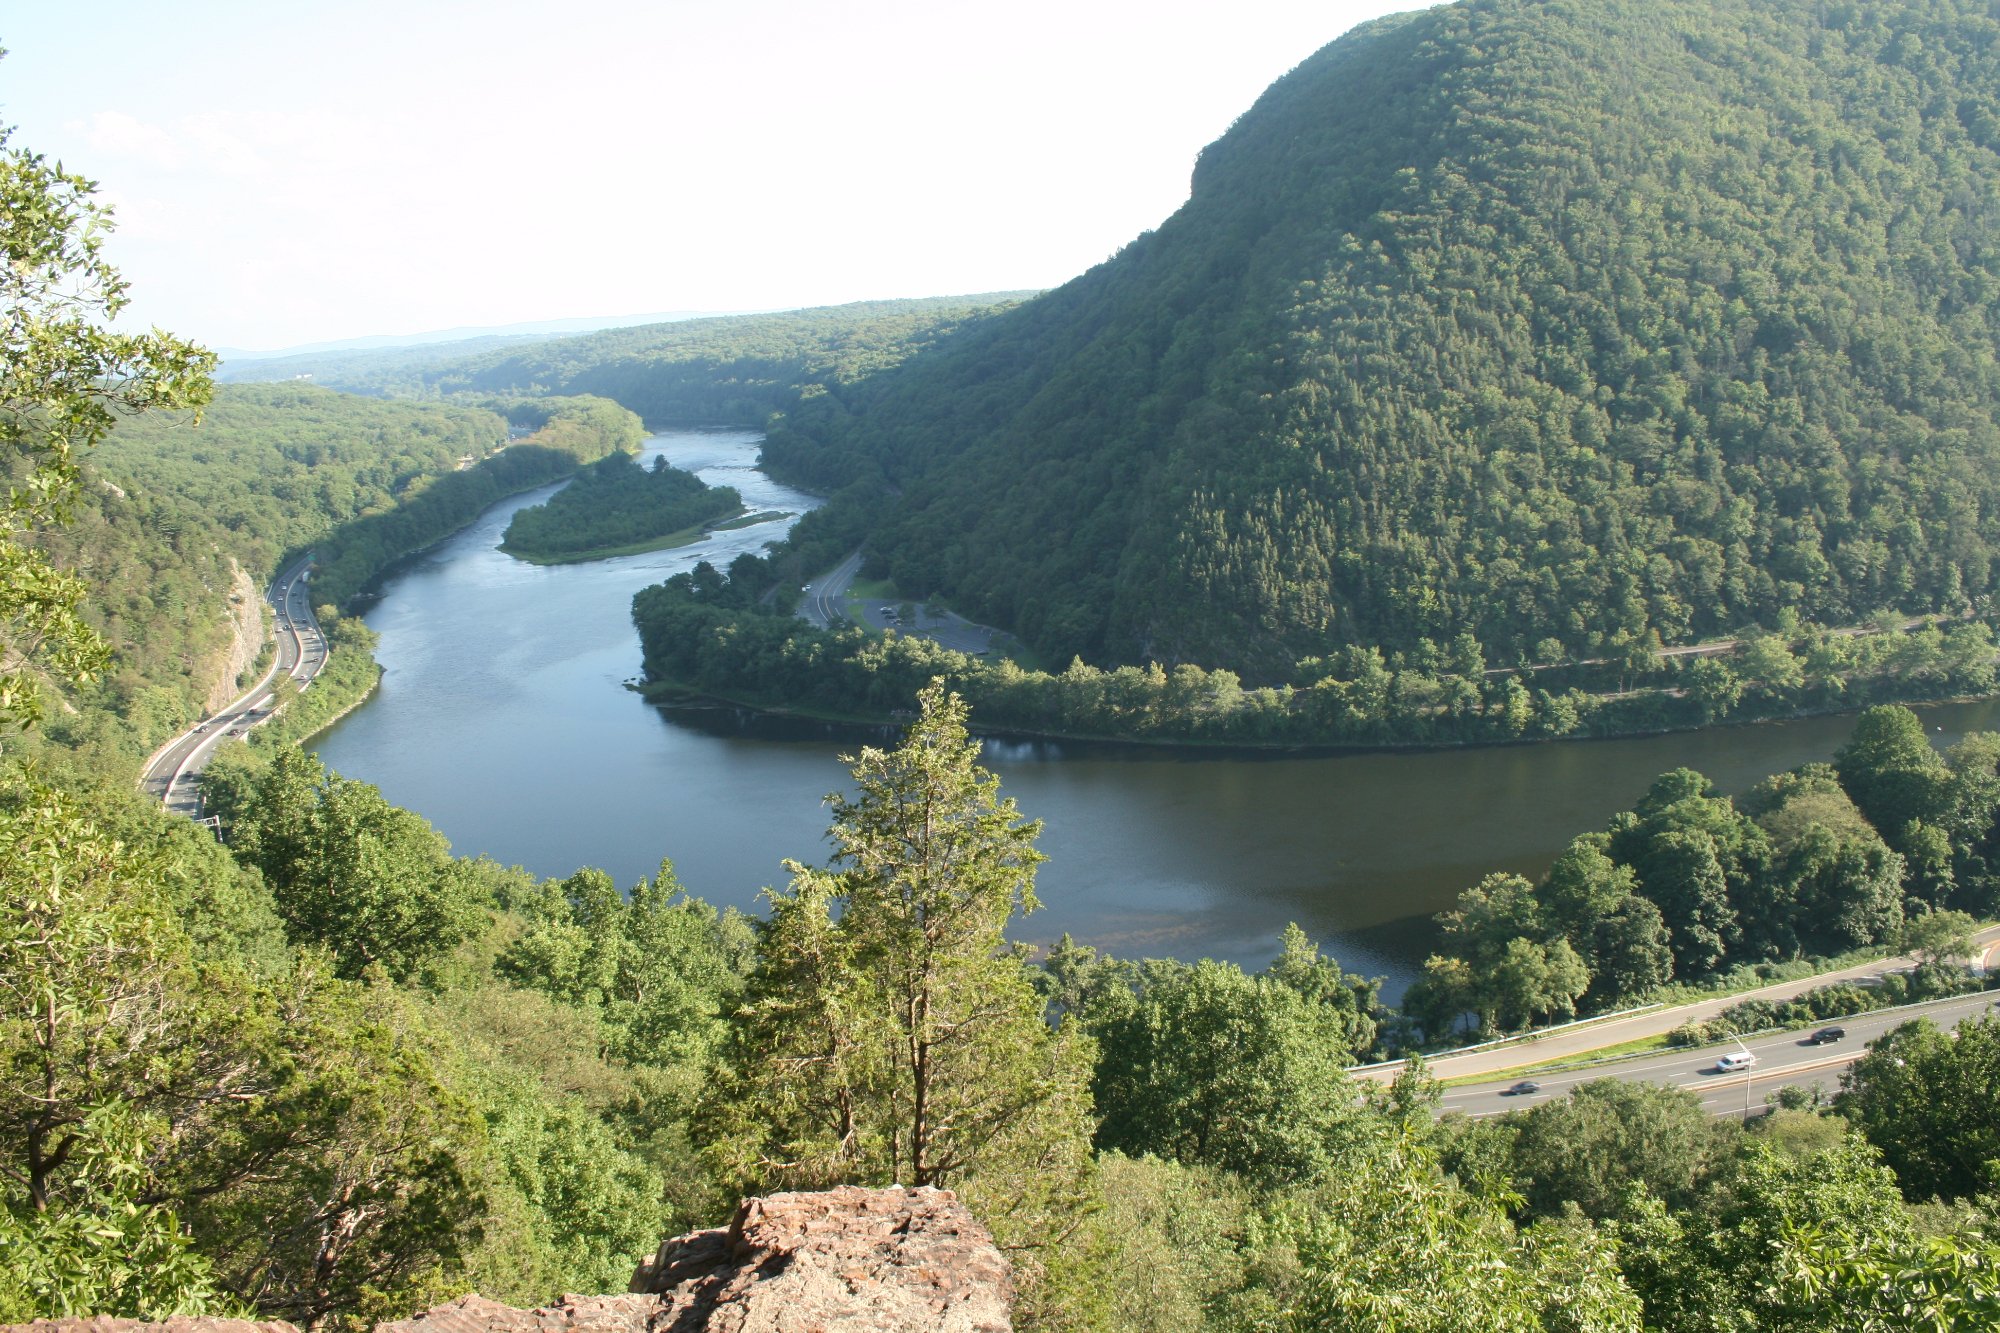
[204,561,265,712]
[630,1185,1013,1332]
[5,1187,1011,1333]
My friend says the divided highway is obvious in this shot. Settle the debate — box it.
[140,557,328,818]
[1437,988,2000,1119]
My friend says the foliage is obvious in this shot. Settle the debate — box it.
[1401,707,2000,1037]
[700,683,1095,1257]
[222,296,1037,425]
[216,748,483,981]
[0,116,214,733]
[1507,1081,1724,1222]
[1231,1138,1642,1330]
[497,860,749,1065]
[502,450,740,562]
[1091,958,1365,1190]
[1837,1014,2000,1202]
[1615,1138,1925,1332]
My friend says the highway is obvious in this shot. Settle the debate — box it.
[139,557,328,818]
[799,550,863,628]
[1356,923,2000,1086]
[1437,988,2000,1119]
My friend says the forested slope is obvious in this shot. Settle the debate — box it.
[763,0,2000,679]
[29,385,639,774]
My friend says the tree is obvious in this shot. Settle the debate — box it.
[1836,1015,2000,1202]
[0,787,229,1315]
[1835,705,1949,846]
[1485,936,1590,1030]
[1263,921,1379,1060]
[1616,1139,1923,1332]
[701,683,1094,1253]
[228,749,483,981]
[0,115,213,730]
[1590,894,1675,1003]
[1236,1140,1641,1330]
[1898,908,1977,970]
[1508,1081,1720,1220]
[1633,830,1734,977]
[1092,959,1362,1189]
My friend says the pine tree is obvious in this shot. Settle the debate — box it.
[701,682,1095,1247]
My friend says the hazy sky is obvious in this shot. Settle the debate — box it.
[3,1,1434,351]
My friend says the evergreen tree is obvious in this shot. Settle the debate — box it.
[701,683,1094,1252]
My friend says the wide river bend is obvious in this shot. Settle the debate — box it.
[315,430,2000,993]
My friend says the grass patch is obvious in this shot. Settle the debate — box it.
[1435,1033,1679,1087]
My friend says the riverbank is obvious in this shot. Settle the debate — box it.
[247,643,382,755]
[633,664,2000,759]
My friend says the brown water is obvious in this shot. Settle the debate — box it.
[314,429,2000,993]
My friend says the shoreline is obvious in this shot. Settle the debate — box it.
[635,673,2000,757]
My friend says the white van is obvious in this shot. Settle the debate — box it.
[1716,1051,1757,1072]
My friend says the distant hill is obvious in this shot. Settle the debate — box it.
[761,0,2000,679]
[217,310,730,365]
[228,295,1040,427]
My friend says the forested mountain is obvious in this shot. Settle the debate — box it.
[223,296,1035,426]
[762,0,2000,679]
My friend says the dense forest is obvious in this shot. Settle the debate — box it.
[501,452,742,563]
[751,0,2000,688]
[221,296,1033,426]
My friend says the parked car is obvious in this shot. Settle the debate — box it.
[1809,1026,1846,1045]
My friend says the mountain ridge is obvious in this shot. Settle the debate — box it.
[762,0,2000,680]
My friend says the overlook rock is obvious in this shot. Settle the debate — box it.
[2,1186,1011,1333]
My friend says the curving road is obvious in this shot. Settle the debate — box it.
[798,550,863,628]
[1438,987,2000,1119]
[139,557,328,818]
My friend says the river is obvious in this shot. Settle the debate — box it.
[313,428,2000,993]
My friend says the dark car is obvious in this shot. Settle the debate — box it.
[1809,1026,1847,1045]
[1504,1080,1542,1096]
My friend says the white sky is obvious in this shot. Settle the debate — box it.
[2,1,1435,352]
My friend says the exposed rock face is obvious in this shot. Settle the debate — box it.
[204,561,265,713]
[4,1187,1013,1333]
[631,1185,1013,1332]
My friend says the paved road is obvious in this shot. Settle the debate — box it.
[799,550,863,628]
[139,557,328,817]
[1439,988,2000,1119]
[797,548,1004,655]
[1357,924,2000,1084]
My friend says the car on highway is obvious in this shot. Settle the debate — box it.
[1503,1080,1542,1096]
[1807,1026,1846,1045]
[1715,1051,1757,1072]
